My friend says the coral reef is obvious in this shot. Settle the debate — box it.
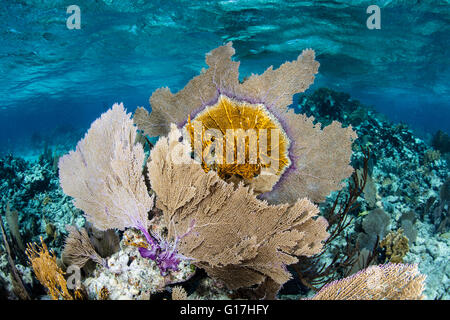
[0,153,85,255]
[0,44,448,301]
[82,229,194,300]
[299,88,370,127]
[432,130,450,155]
[299,87,449,299]
[55,43,356,296]
[380,229,410,263]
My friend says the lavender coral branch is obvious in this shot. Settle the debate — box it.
[137,220,195,275]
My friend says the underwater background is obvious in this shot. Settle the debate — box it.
[0,0,449,300]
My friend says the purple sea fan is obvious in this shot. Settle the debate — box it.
[59,103,154,232]
[134,43,358,290]
[134,42,357,205]
[58,103,189,275]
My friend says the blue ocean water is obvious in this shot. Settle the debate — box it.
[0,0,449,156]
[0,0,449,301]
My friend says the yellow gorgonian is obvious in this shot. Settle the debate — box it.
[26,237,73,300]
[135,42,357,202]
[186,94,291,182]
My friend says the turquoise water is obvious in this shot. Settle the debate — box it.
[1,0,449,154]
[0,0,449,301]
